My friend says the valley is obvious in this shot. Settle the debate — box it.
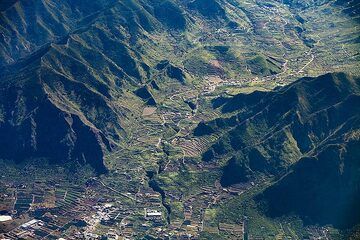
[0,0,359,239]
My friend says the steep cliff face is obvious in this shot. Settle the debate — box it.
[195,73,360,184]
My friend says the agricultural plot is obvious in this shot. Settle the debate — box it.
[0,0,359,239]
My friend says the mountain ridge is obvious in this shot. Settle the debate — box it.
[195,72,360,185]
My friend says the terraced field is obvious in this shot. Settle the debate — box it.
[0,0,359,239]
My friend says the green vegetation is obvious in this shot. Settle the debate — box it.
[157,168,221,196]
[0,0,359,239]
[246,54,282,76]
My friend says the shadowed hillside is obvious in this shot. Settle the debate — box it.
[257,134,360,229]
[0,0,190,172]
[0,0,359,238]
[195,73,360,185]
[188,0,226,19]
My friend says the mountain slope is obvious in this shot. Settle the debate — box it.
[188,0,227,19]
[0,59,115,173]
[0,0,359,176]
[257,133,360,229]
[195,72,360,185]
[192,72,360,231]
[0,0,190,171]
[0,0,188,67]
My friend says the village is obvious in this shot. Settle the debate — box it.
[0,0,358,239]
[0,163,332,240]
[0,167,251,240]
